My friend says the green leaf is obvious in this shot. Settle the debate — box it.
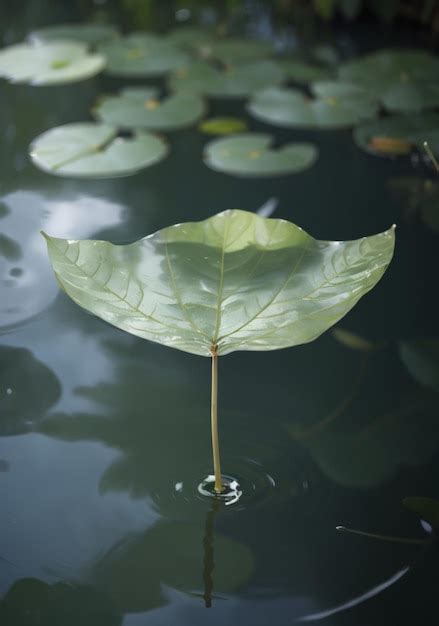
[205,38,274,64]
[98,33,190,77]
[166,26,214,51]
[29,23,119,45]
[199,117,249,135]
[0,40,105,85]
[353,113,439,157]
[339,49,439,113]
[247,85,378,129]
[30,122,168,178]
[168,60,285,98]
[403,497,439,530]
[399,339,439,392]
[43,209,395,357]
[94,87,206,131]
[204,133,318,176]
[278,59,334,84]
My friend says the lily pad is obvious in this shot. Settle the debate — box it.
[98,34,190,77]
[403,497,439,530]
[278,59,334,83]
[204,133,318,176]
[43,209,395,357]
[30,123,168,178]
[29,23,119,45]
[247,85,378,129]
[353,113,439,157]
[166,26,214,51]
[205,38,274,64]
[199,116,248,135]
[168,60,285,98]
[0,40,105,85]
[339,49,439,112]
[399,339,439,392]
[94,87,206,131]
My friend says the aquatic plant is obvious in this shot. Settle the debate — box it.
[44,210,395,495]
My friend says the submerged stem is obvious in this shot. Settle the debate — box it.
[211,347,223,493]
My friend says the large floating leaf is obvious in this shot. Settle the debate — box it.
[29,23,119,45]
[247,84,378,129]
[168,60,285,98]
[199,116,248,135]
[399,339,439,392]
[354,113,439,157]
[339,49,439,112]
[43,209,395,357]
[166,26,214,51]
[205,38,274,64]
[94,87,206,131]
[278,59,334,84]
[0,40,105,85]
[98,33,190,77]
[204,133,318,176]
[30,123,168,178]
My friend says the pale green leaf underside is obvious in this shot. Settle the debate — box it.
[44,210,395,357]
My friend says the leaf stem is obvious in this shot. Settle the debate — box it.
[210,346,223,493]
[423,141,439,173]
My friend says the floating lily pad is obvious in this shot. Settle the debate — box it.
[199,116,248,135]
[204,133,318,177]
[169,60,285,98]
[247,85,378,129]
[206,38,274,64]
[98,33,190,77]
[29,23,119,45]
[43,209,394,357]
[353,113,439,157]
[166,26,214,51]
[0,40,105,85]
[278,59,334,83]
[339,49,439,112]
[399,339,439,392]
[30,123,168,178]
[94,87,206,131]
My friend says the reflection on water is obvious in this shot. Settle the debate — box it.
[0,191,126,330]
[0,577,122,626]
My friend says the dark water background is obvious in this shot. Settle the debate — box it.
[0,2,438,625]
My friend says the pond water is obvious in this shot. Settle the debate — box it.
[1,4,438,626]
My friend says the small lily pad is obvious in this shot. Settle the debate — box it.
[354,113,439,157]
[98,33,190,77]
[168,60,285,98]
[30,122,168,178]
[29,23,119,45]
[199,117,248,135]
[203,133,317,177]
[0,40,105,85]
[247,85,378,129]
[206,38,274,64]
[94,87,206,131]
[339,49,439,113]
[399,339,439,392]
[278,59,334,84]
